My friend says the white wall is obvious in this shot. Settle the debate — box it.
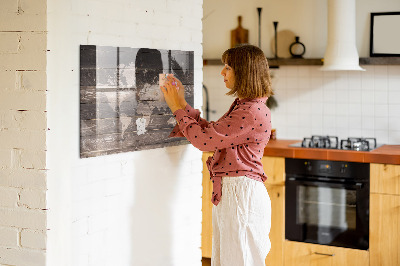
[203,0,400,145]
[0,0,48,265]
[203,0,400,58]
[46,0,203,266]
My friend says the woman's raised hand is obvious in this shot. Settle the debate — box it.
[160,76,184,113]
[169,76,187,108]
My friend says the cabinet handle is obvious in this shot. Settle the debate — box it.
[314,252,335,257]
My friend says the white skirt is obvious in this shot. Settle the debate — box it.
[212,176,271,266]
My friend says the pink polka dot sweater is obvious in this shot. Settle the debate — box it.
[169,97,272,206]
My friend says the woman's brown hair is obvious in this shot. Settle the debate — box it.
[221,45,273,99]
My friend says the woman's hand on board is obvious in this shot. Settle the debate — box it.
[160,77,184,113]
[172,76,187,108]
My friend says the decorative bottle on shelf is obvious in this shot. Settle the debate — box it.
[289,36,306,58]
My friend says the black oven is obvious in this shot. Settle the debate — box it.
[285,158,369,250]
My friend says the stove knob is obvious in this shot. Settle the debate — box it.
[340,164,347,174]
[305,162,312,171]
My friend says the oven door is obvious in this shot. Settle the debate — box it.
[285,177,369,250]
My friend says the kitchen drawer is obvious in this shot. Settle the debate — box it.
[284,241,369,266]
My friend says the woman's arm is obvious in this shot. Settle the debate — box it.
[172,106,257,152]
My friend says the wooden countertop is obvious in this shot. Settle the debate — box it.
[263,139,400,165]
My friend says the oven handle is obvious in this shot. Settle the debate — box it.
[286,177,364,189]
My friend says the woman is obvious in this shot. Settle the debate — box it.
[161,44,273,266]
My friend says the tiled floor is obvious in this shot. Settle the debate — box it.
[202,257,211,266]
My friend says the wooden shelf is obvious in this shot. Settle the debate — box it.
[359,57,400,65]
[203,58,323,67]
[203,57,400,67]
[268,58,322,67]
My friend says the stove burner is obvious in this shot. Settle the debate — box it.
[340,137,377,151]
[295,136,378,151]
[301,135,339,149]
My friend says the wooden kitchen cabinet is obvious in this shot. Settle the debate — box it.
[262,156,285,266]
[261,156,285,186]
[201,154,286,266]
[370,163,400,195]
[370,193,400,266]
[201,152,213,258]
[284,241,369,266]
[370,163,400,266]
[264,184,285,266]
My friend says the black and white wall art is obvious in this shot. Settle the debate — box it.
[80,45,194,158]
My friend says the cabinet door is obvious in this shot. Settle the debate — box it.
[284,241,369,266]
[370,163,400,195]
[264,184,284,266]
[261,156,285,185]
[370,193,400,266]
[202,152,213,258]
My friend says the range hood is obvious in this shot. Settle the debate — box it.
[320,0,365,71]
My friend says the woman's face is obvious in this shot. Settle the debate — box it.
[220,64,235,89]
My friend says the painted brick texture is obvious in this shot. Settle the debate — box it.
[0,0,47,265]
[46,0,203,265]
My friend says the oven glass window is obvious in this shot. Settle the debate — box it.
[297,186,356,230]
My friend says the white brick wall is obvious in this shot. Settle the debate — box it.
[46,0,203,266]
[0,0,48,265]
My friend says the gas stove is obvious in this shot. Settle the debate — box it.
[289,135,381,151]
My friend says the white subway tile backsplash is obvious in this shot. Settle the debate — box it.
[310,77,324,90]
[297,102,312,115]
[335,73,349,90]
[348,90,362,103]
[323,115,336,129]
[361,129,375,138]
[374,90,388,104]
[298,67,311,78]
[388,75,400,91]
[322,70,335,78]
[361,104,375,117]
[323,103,336,115]
[285,66,298,77]
[323,87,336,103]
[375,104,389,117]
[349,128,362,137]
[361,90,375,104]
[336,90,349,103]
[388,117,400,131]
[374,77,388,91]
[388,65,400,76]
[348,71,362,90]
[348,116,362,129]
[298,77,311,89]
[286,77,299,89]
[388,91,400,104]
[362,116,375,130]
[374,117,389,130]
[205,65,400,144]
[374,65,388,77]
[388,104,400,117]
[310,66,323,77]
[336,115,348,129]
[388,131,400,143]
[336,103,349,116]
[374,130,389,144]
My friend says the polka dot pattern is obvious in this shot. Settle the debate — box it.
[169,97,272,206]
